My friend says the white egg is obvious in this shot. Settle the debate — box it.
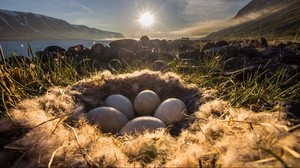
[134,90,161,116]
[119,116,166,135]
[105,94,135,120]
[154,98,187,126]
[87,106,129,133]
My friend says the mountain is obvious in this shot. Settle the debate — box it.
[0,9,124,40]
[206,0,300,39]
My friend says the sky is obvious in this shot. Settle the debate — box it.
[0,0,252,38]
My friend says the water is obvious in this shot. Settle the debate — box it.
[0,39,112,59]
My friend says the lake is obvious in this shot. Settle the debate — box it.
[0,39,112,59]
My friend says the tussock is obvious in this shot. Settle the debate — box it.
[1,70,299,167]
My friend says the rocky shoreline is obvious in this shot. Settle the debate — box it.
[1,36,300,81]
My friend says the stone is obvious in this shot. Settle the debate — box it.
[99,47,135,63]
[134,90,161,116]
[119,116,166,135]
[90,43,106,59]
[109,39,138,51]
[201,42,215,53]
[44,45,66,54]
[178,49,201,60]
[139,36,151,47]
[87,106,129,133]
[105,94,135,120]
[204,46,238,60]
[152,60,167,71]
[223,56,248,71]
[215,40,229,48]
[240,47,261,58]
[154,98,187,126]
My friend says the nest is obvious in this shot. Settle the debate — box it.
[1,70,299,167]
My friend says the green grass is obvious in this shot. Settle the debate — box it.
[1,44,300,116]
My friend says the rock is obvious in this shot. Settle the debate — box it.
[105,94,135,120]
[240,47,261,58]
[201,42,215,53]
[159,39,168,51]
[230,40,242,48]
[179,44,195,52]
[139,36,151,47]
[134,90,161,116]
[44,45,66,55]
[109,39,138,51]
[67,44,84,56]
[249,39,260,48]
[179,49,201,60]
[259,47,299,64]
[87,107,129,133]
[34,51,56,63]
[154,98,187,126]
[99,48,135,63]
[119,116,166,135]
[223,56,248,71]
[215,40,229,48]
[152,60,167,71]
[90,43,106,59]
[204,46,238,60]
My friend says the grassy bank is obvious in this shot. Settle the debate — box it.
[1,47,299,115]
[1,46,300,167]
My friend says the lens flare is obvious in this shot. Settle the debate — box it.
[138,12,154,28]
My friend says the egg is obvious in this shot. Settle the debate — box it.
[87,106,129,133]
[154,98,187,126]
[134,90,161,116]
[105,94,135,120]
[119,116,166,135]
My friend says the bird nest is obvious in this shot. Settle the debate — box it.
[1,70,299,167]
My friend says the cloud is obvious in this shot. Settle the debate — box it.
[177,0,251,21]
[172,9,275,37]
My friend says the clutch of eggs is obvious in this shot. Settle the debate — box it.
[86,90,187,134]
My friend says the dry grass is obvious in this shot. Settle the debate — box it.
[1,70,299,167]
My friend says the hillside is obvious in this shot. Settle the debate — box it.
[0,9,124,40]
[206,0,300,39]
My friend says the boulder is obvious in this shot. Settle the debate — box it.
[215,40,229,48]
[90,43,106,59]
[139,36,151,47]
[109,39,138,51]
[204,46,238,60]
[99,47,135,63]
[201,42,215,53]
[44,45,66,55]
[223,56,248,71]
[152,60,167,71]
[179,49,201,60]
[240,47,261,58]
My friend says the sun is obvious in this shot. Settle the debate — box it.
[138,12,154,28]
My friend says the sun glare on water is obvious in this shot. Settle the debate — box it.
[138,12,154,28]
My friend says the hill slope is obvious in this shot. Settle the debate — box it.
[206,0,300,39]
[0,9,124,40]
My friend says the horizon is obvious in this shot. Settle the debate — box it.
[0,0,252,38]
